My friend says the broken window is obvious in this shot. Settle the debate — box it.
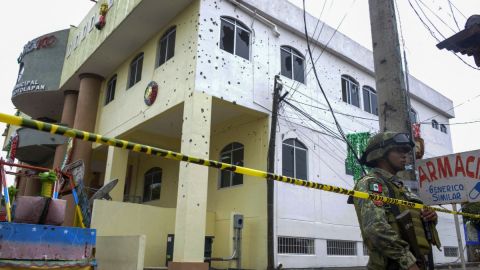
[157,26,176,67]
[143,167,162,202]
[282,139,308,180]
[362,86,378,115]
[341,75,360,108]
[219,142,244,188]
[128,52,143,88]
[220,17,250,60]
[105,74,117,105]
[281,46,305,83]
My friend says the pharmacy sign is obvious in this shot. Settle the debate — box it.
[417,149,480,205]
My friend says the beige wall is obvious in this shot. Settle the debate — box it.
[91,200,215,268]
[93,1,199,139]
[207,115,269,270]
[61,0,142,85]
[96,235,146,270]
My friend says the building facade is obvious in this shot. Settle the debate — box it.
[3,0,463,269]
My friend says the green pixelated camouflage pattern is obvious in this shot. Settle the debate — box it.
[354,168,417,270]
[361,132,407,167]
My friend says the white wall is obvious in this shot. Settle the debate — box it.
[196,0,460,268]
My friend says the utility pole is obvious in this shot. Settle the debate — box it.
[368,1,466,270]
[267,75,282,270]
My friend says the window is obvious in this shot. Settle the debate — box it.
[280,46,305,83]
[128,52,144,88]
[220,17,250,60]
[440,124,447,134]
[282,139,307,180]
[82,24,88,40]
[432,119,439,129]
[341,75,360,107]
[143,167,162,202]
[278,236,315,255]
[410,108,418,124]
[157,26,176,67]
[219,142,244,188]
[105,75,117,105]
[326,240,357,256]
[444,246,459,257]
[362,86,378,115]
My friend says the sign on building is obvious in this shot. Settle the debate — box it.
[417,150,480,205]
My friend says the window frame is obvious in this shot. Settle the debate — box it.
[143,167,162,203]
[128,52,144,88]
[282,138,308,180]
[440,124,447,134]
[432,119,439,129]
[280,45,305,84]
[219,16,251,60]
[362,85,378,115]
[105,74,117,105]
[157,26,176,67]
[410,108,418,124]
[218,142,244,189]
[341,75,360,108]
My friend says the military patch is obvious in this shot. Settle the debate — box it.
[373,200,384,207]
[369,182,383,193]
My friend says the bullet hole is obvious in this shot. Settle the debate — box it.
[197,203,200,206]
[208,60,211,63]
[189,139,192,142]
[237,82,240,84]
[228,81,231,84]
[209,29,213,32]
[200,71,203,75]
[201,108,204,113]
[216,56,219,59]
[183,195,186,198]
[215,66,218,70]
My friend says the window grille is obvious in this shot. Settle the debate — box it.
[280,46,305,84]
[143,167,162,202]
[105,75,117,105]
[444,246,459,257]
[220,16,251,60]
[128,53,144,88]
[362,86,378,115]
[326,240,357,256]
[219,142,244,188]
[282,139,308,180]
[363,242,369,256]
[157,26,176,67]
[341,75,360,108]
[278,236,315,255]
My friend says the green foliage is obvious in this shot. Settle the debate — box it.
[346,132,370,182]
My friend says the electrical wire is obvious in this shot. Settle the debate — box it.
[302,0,365,175]
[420,119,480,126]
[289,0,357,100]
[419,92,480,123]
[447,0,461,31]
[417,0,458,34]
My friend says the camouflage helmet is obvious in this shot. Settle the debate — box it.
[360,132,414,167]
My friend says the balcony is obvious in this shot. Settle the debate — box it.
[14,127,67,166]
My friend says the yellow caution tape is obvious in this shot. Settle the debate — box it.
[0,112,479,219]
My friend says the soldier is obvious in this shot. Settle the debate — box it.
[354,132,440,270]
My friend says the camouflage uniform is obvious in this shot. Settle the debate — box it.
[354,168,417,270]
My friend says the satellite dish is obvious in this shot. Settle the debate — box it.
[88,179,118,207]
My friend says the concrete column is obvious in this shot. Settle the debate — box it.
[103,146,128,201]
[169,92,211,270]
[53,90,79,168]
[71,73,103,181]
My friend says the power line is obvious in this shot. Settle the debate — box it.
[407,0,480,70]
[420,119,480,126]
[289,0,357,99]
[417,0,458,34]
[419,92,480,123]
[446,0,467,19]
[302,0,365,175]
[447,0,461,31]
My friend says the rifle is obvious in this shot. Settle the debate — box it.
[396,210,427,270]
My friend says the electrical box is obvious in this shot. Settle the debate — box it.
[165,234,214,266]
[233,214,244,229]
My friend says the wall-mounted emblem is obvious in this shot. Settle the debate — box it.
[95,3,109,30]
[144,81,158,106]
